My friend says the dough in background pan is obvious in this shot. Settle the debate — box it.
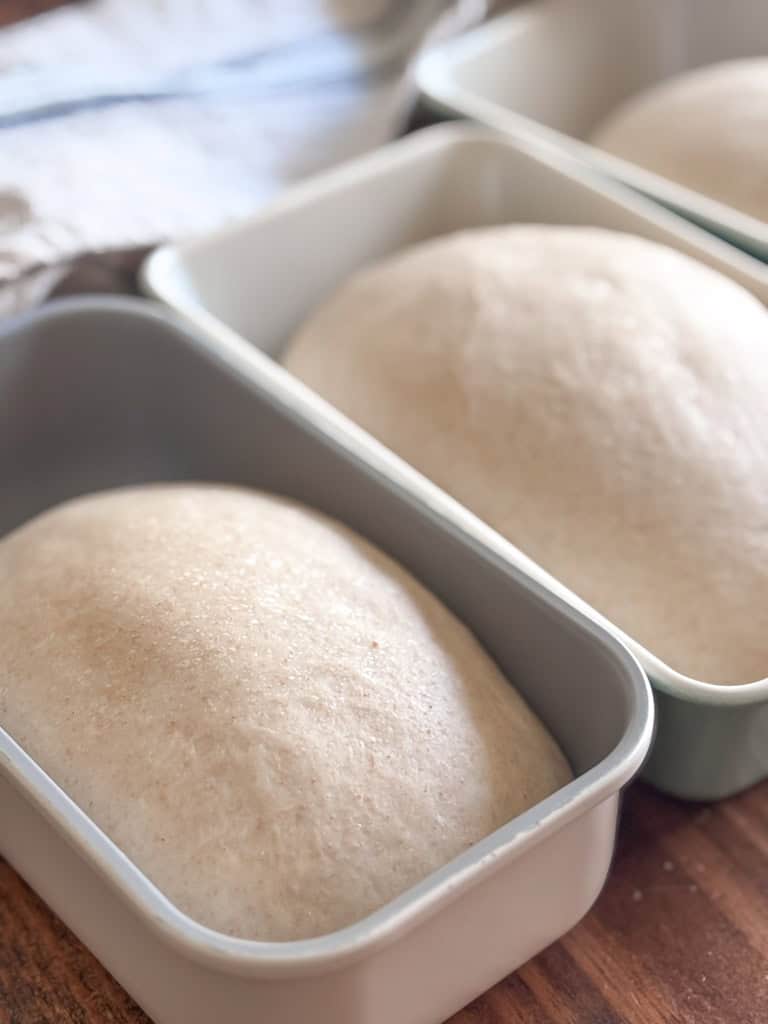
[591,59,768,223]
[284,225,768,684]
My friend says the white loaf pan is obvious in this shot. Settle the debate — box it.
[0,297,651,1024]
[142,124,768,801]
[416,0,768,261]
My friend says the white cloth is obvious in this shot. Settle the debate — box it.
[0,0,487,312]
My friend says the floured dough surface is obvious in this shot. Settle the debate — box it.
[591,59,768,222]
[0,484,570,940]
[283,226,768,684]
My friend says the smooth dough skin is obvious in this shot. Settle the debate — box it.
[283,226,768,685]
[0,484,570,941]
[591,59,768,222]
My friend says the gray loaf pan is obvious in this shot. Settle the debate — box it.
[0,298,652,1024]
[143,125,768,801]
[414,0,768,261]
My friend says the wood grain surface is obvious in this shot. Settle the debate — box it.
[2,781,766,1024]
[0,0,77,28]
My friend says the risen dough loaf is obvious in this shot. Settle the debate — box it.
[0,484,570,940]
[283,226,768,684]
[591,59,768,222]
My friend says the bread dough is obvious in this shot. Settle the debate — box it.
[283,226,768,684]
[591,59,768,223]
[0,484,570,940]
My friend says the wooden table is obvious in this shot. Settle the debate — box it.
[0,0,76,28]
[2,781,766,1024]
[0,2,766,1022]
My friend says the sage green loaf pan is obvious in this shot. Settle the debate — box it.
[142,125,768,800]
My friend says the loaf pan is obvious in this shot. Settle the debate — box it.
[415,0,768,261]
[0,297,651,1024]
[142,124,768,800]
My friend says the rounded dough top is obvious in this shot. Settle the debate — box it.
[591,59,768,222]
[0,484,570,941]
[283,225,768,684]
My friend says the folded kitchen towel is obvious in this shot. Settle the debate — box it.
[0,0,490,313]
